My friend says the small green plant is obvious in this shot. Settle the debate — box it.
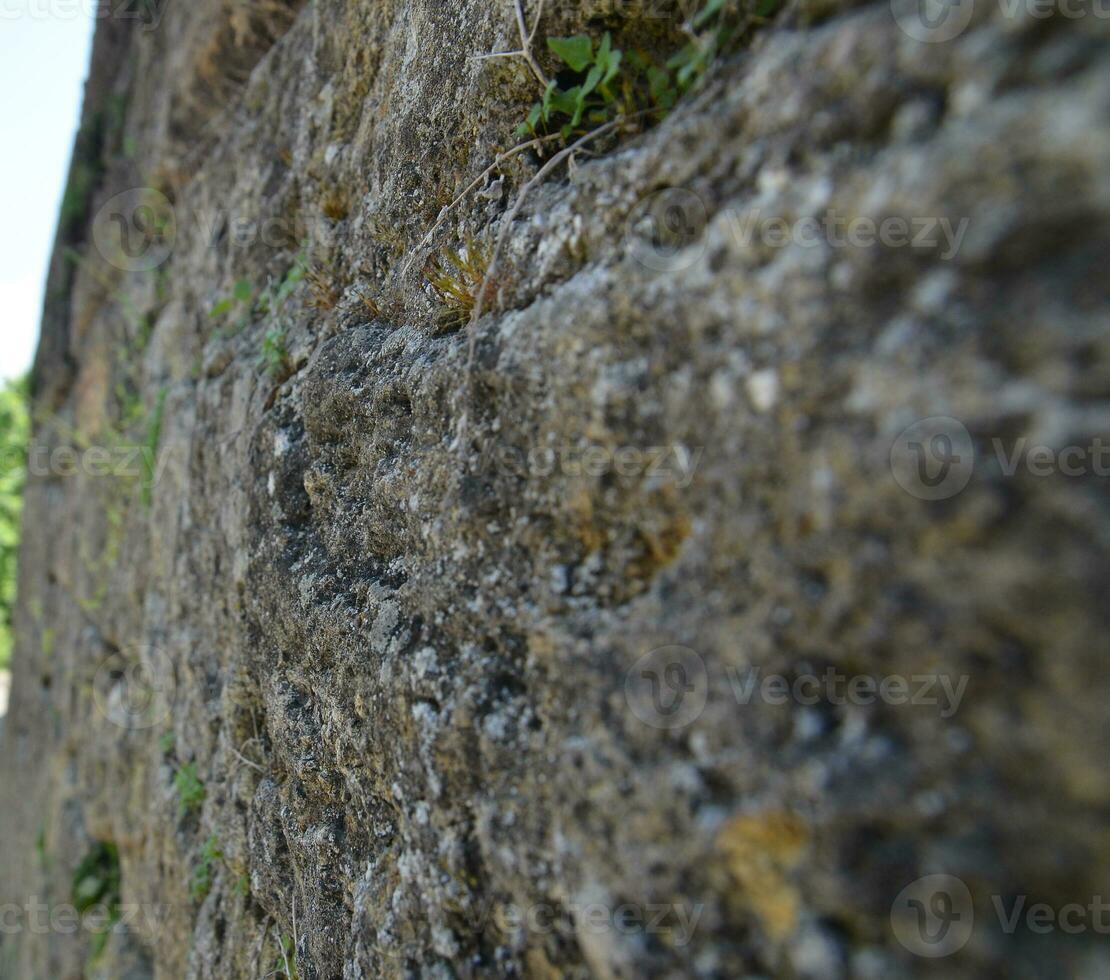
[257,252,309,319]
[141,388,167,508]
[276,933,299,979]
[0,376,28,669]
[666,0,781,91]
[210,252,314,379]
[208,278,255,330]
[72,841,122,963]
[174,762,206,817]
[517,0,780,140]
[190,834,223,902]
[424,236,493,329]
[260,327,291,379]
[519,32,624,138]
[60,160,99,234]
[159,730,176,755]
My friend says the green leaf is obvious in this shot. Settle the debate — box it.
[519,101,543,136]
[667,44,696,72]
[582,63,604,98]
[601,49,622,89]
[694,0,729,28]
[571,88,588,128]
[596,32,612,70]
[208,298,234,318]
[648,66,676,109]
[541,78,558,122]
[233,279,253,303]
[549,86,582,118]
[548,35,593,72]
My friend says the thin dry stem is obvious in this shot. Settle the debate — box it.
[514,0,548,87]
[455,117,628,457]
[230,743,265,774]
[400,133,560,279]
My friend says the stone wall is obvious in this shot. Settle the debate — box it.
[1,0,1107,977]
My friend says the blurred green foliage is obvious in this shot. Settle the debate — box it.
[0,376,29,670]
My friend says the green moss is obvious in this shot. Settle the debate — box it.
[35,826,48,869]
[260,327,291,379]
[72,841,122,965]
[190,834,223,902]
[518,0,783,142]
[141,388,167,508]
[0,376,28,670]
[174,762,206,817]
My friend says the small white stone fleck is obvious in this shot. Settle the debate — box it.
[746,369,780,412]
[710,371,735,410]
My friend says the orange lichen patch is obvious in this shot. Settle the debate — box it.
[566,485,608,554]
[306,265,340,311]
[628,512,691,578]
[524,948,563,980]
[320,187,350,221]
[716,809,810,941]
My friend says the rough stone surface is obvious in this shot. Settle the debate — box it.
[1,1,1108,978]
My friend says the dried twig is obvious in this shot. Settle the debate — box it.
[526,0,543,46]
[514,0,548,87]
[400,132,561,279]
[475,1,549,87]
[230,743,265,774]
